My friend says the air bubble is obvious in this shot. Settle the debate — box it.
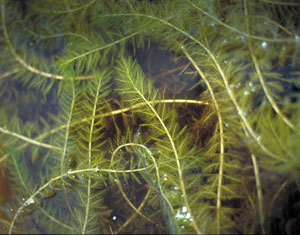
[175,209,184,219]
[244,90,250,96]
[94,165,99,172]
[186,212,191,219]
[257,136,262,142]
[236,82,241,88]
[225,123,229,127]
[251,87,256,92]
[182,206,187,213]
[248,82,254,87]
[112,216,117,221]
[222,39,228,45]
[261,41,267,49]
[163,173,167,179]
[25,198,34,206]
[68,169,72,174]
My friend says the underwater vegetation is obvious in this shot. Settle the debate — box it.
[0,0,300,234]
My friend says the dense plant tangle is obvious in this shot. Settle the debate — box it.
[0,0,300,234]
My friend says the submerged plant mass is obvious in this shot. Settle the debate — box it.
[0,0,300,234]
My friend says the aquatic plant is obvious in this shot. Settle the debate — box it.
[0,0,300,234]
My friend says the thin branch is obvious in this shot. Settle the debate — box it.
[0,126,60,150]
[244,0,295,130]
[119,61,201,234]
[111,143,173,222]
[182,47,224,235]
[0,1,138,81]
[30,99,209,149]
[114,188,152,234]
[82,74,103,234]
[240,119,265,234]
[61,31,142,66]
[10,148,74,232]
[0,1,92,80]
[0,68,22,80]
[59,79,78,224]
[8,168,95,234]
[251,153,265,234]
[8,164,151,234]
[186,0,297,43]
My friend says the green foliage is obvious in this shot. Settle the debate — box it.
[0,0,300,234]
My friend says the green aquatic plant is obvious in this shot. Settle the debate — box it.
[0,0,300,234]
